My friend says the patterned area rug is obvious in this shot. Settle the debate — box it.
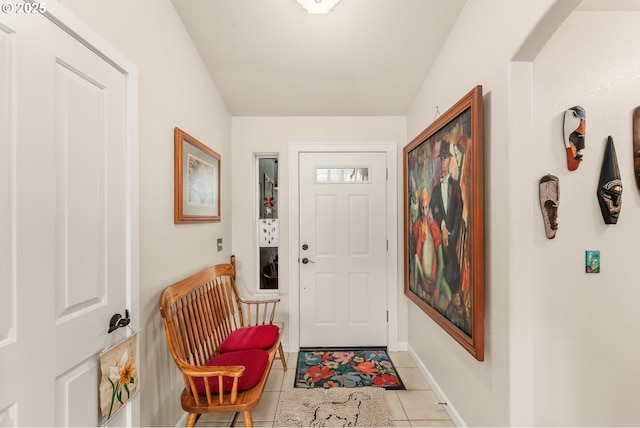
[275,387,393,427]
[294,349,405,390]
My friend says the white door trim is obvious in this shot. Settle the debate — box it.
[288,143,398,352]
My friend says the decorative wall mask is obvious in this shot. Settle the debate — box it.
[597,136,622,224]
[539,174,559,239]
[563,106,586,171]
[633,107,640,190]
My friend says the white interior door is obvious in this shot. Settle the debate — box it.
[0,10,136,426]
[299,152,387,347]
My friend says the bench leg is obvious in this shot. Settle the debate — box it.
[242,410,253,427]
[278,343,288,371]
[185,413,200,427]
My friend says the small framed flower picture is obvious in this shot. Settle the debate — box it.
[99,333,139,425]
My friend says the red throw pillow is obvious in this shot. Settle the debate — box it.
[193,349,269,394]
[220,324,279,353]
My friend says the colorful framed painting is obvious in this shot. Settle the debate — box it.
[99,333,139,425]
[403,86,485,361]
[585,250,600,273]
[174,127,221,223]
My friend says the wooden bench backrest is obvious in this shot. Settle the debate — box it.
[159,263,243,369]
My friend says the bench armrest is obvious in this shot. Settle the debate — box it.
[181,364,246,378]
[180,363,247,406]
[237,296,280,305]
[235,296,281,327]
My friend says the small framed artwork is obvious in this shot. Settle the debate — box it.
[99,333,139,425]
[403,86,485,361]
[585,250,600,273]
[174,127,221,223]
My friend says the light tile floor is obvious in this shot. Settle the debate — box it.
[195,352,455,427]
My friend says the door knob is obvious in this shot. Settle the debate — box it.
[301,257,315,264]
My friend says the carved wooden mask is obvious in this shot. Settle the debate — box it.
[597,136,622,224]
[563,106,586,171]
[539,174,559,239]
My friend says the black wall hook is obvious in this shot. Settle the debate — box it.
[108,309,130,333]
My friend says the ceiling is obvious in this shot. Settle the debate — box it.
[577,0,640,10]
[171,0,466,116]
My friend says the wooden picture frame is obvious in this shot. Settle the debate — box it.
[403,86,484,361]
[174,127,221,223]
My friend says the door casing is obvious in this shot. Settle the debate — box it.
[288,143,398,351]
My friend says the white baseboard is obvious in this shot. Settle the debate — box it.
[395,341,408,352]
[406,344,466,427]
[175,412,187,427]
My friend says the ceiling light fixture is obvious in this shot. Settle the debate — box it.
[296,0,341,14]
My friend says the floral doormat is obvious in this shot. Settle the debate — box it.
[294,349,405,390]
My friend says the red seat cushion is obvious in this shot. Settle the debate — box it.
[220,324,279,353]
[193,349,269,394]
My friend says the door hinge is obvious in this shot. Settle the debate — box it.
[386,239,388,251]
[386,168,388,180]
[387,311,389,322]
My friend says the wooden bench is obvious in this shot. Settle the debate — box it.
[159,256,287,427]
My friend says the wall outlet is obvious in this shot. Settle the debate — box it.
[217,238,223,252]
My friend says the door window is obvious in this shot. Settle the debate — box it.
[315,167,370,183]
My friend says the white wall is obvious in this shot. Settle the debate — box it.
[530,10,640,426]
[58,1,232,426]
[408,0,640,426]
[231,116,407,349]
[405,0,560,426]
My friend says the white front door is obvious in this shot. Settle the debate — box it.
[299,152,388,347]
[0,10,137,427]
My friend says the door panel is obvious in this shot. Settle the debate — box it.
[299,152,387,347]
[55,58,108,321]
[0,12,131,426]
[349,195,370,254]
[316,195,336,255]
[55,360,100,427]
